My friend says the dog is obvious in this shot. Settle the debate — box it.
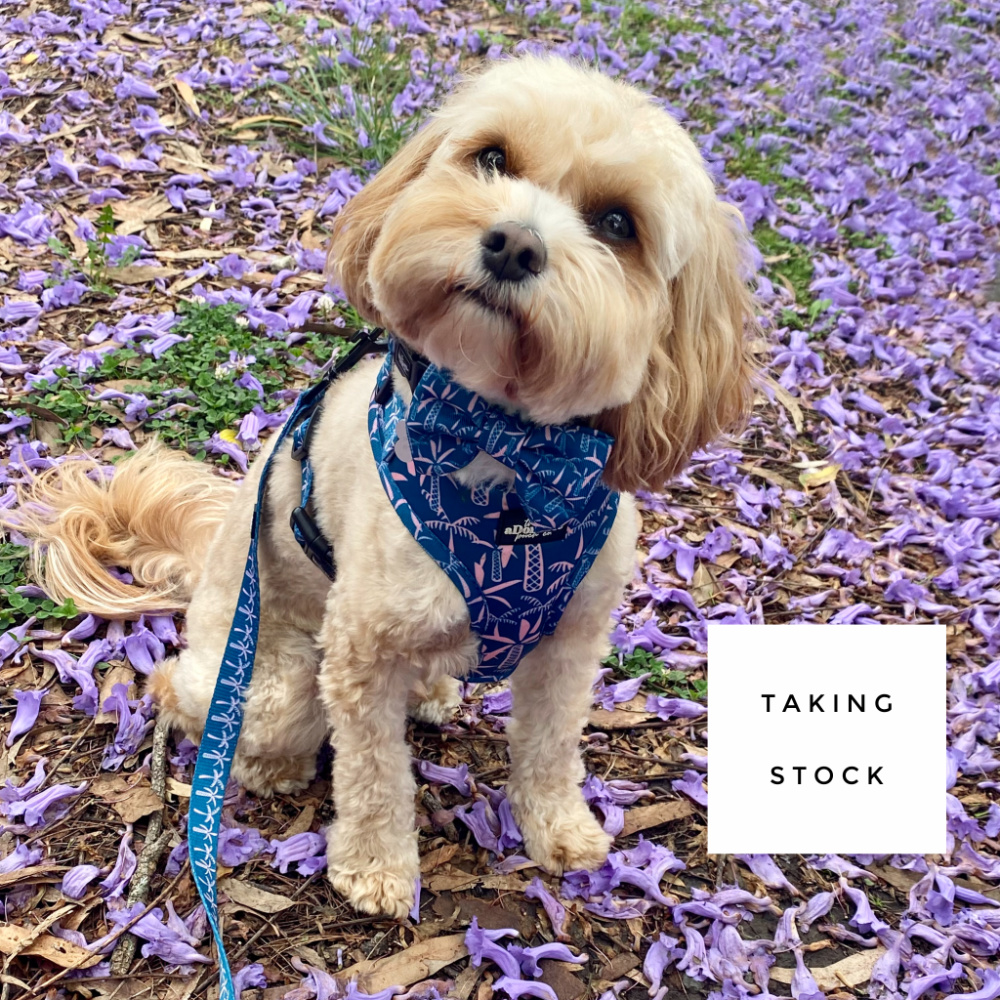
[5,56,756,918]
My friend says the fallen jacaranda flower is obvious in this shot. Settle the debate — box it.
[414,759,471,796]
[99,826,136,898]
[61,863,104,898]
[6,688,47,747]
[269,830,326,875]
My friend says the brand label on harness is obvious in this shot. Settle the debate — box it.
[496,507,568,546]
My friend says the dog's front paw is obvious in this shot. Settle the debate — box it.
[514,798,612,875]
[232,753,316,798]
[327,827,417,919]
[408,675,462,726]
[329,867,414,919]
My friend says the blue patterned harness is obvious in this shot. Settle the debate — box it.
[368,339,620,682]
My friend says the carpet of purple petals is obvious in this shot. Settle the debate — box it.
[1,0,999,998]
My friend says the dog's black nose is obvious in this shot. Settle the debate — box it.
[480,222,546,283]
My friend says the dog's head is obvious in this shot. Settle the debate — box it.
[330,56,757,492]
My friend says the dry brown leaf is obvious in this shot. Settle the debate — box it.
[622,799,697,836]
[230,114,304,130]
[91,773,162,823]
[343,933,468,992]
[91,979,190,1000]
[112,265,182,284]
[156,248,228,261]
[420,843,460,873]
[0,924,104,969]
[799,463,841,488]
[771,382,805,433]
[174,77,201,118]
[588,706,656,729]
[425,873,529,892]
[771,946,886,990]
[113,195,171,235]
[219,878,295,914]
[0,864,62,889]
[166,778,192,799]
[284,804,316,839]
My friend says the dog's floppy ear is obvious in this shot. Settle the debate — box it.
[595,201,758,493]
[328,118,448,324]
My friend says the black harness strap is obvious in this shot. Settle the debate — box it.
[286,328,388,578]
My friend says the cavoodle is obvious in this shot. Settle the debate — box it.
[6,55,757,918]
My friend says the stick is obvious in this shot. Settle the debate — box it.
[110,715,171,975]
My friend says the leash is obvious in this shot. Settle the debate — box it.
[186,328,385,1000]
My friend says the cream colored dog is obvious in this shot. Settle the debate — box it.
[7,56,755,917]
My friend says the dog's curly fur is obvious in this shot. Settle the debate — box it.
[3,56,757,918]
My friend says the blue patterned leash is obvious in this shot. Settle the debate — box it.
[187,329,385,1000]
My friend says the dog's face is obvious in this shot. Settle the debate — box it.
[331,56,756,492]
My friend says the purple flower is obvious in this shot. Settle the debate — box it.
[0,759,46,804]
[286,956,343,999]
[644,934,681,994]
[233,963,268,994]
[219,825,269,867]
[62,863,104,898]
[6,688,47,746]
[123,618,165,676]
[106,900,210,970]
[102,683,155,770]
[645,694,705,720]
[415,759,471,796]
[839,878,889,934]
[268,831,326,874]
[525,877,568,939]
[31,646,100,714]
[170,740,199,768]
[491,978,557,1000]
[517,942,586,977]
[63,614,100,641]
[671,770,707,807]
[284,291,318,328]
[203,431,248,472]
[0,616,36,661]
[482,688,513,714]
[1,778,86,828]
[735,854,800,895]
[582,775,650,836]
[454,797,500,853]
[165,841,189,876]
[465,917,521,978]
[0,840,43,874]
[796,890,835,932]
[99,826,137,898]
[594,672,650,710]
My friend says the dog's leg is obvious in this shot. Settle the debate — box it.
[506,621,613,875]
[319,630,422,918]
[151,622,327,796]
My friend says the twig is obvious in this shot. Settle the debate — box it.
[32,716,97,793]
[110,715,171,976]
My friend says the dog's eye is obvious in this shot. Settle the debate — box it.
[595,208,636,241]
[476,147,507,176]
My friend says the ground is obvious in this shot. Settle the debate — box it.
[0,1,999,999]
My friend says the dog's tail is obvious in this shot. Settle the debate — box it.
[1,440,236,616]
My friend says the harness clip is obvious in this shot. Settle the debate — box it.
[290,506,336,579]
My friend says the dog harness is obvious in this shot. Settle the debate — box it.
[369,339,620,682]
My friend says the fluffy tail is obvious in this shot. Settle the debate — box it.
[1,440,236,616]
